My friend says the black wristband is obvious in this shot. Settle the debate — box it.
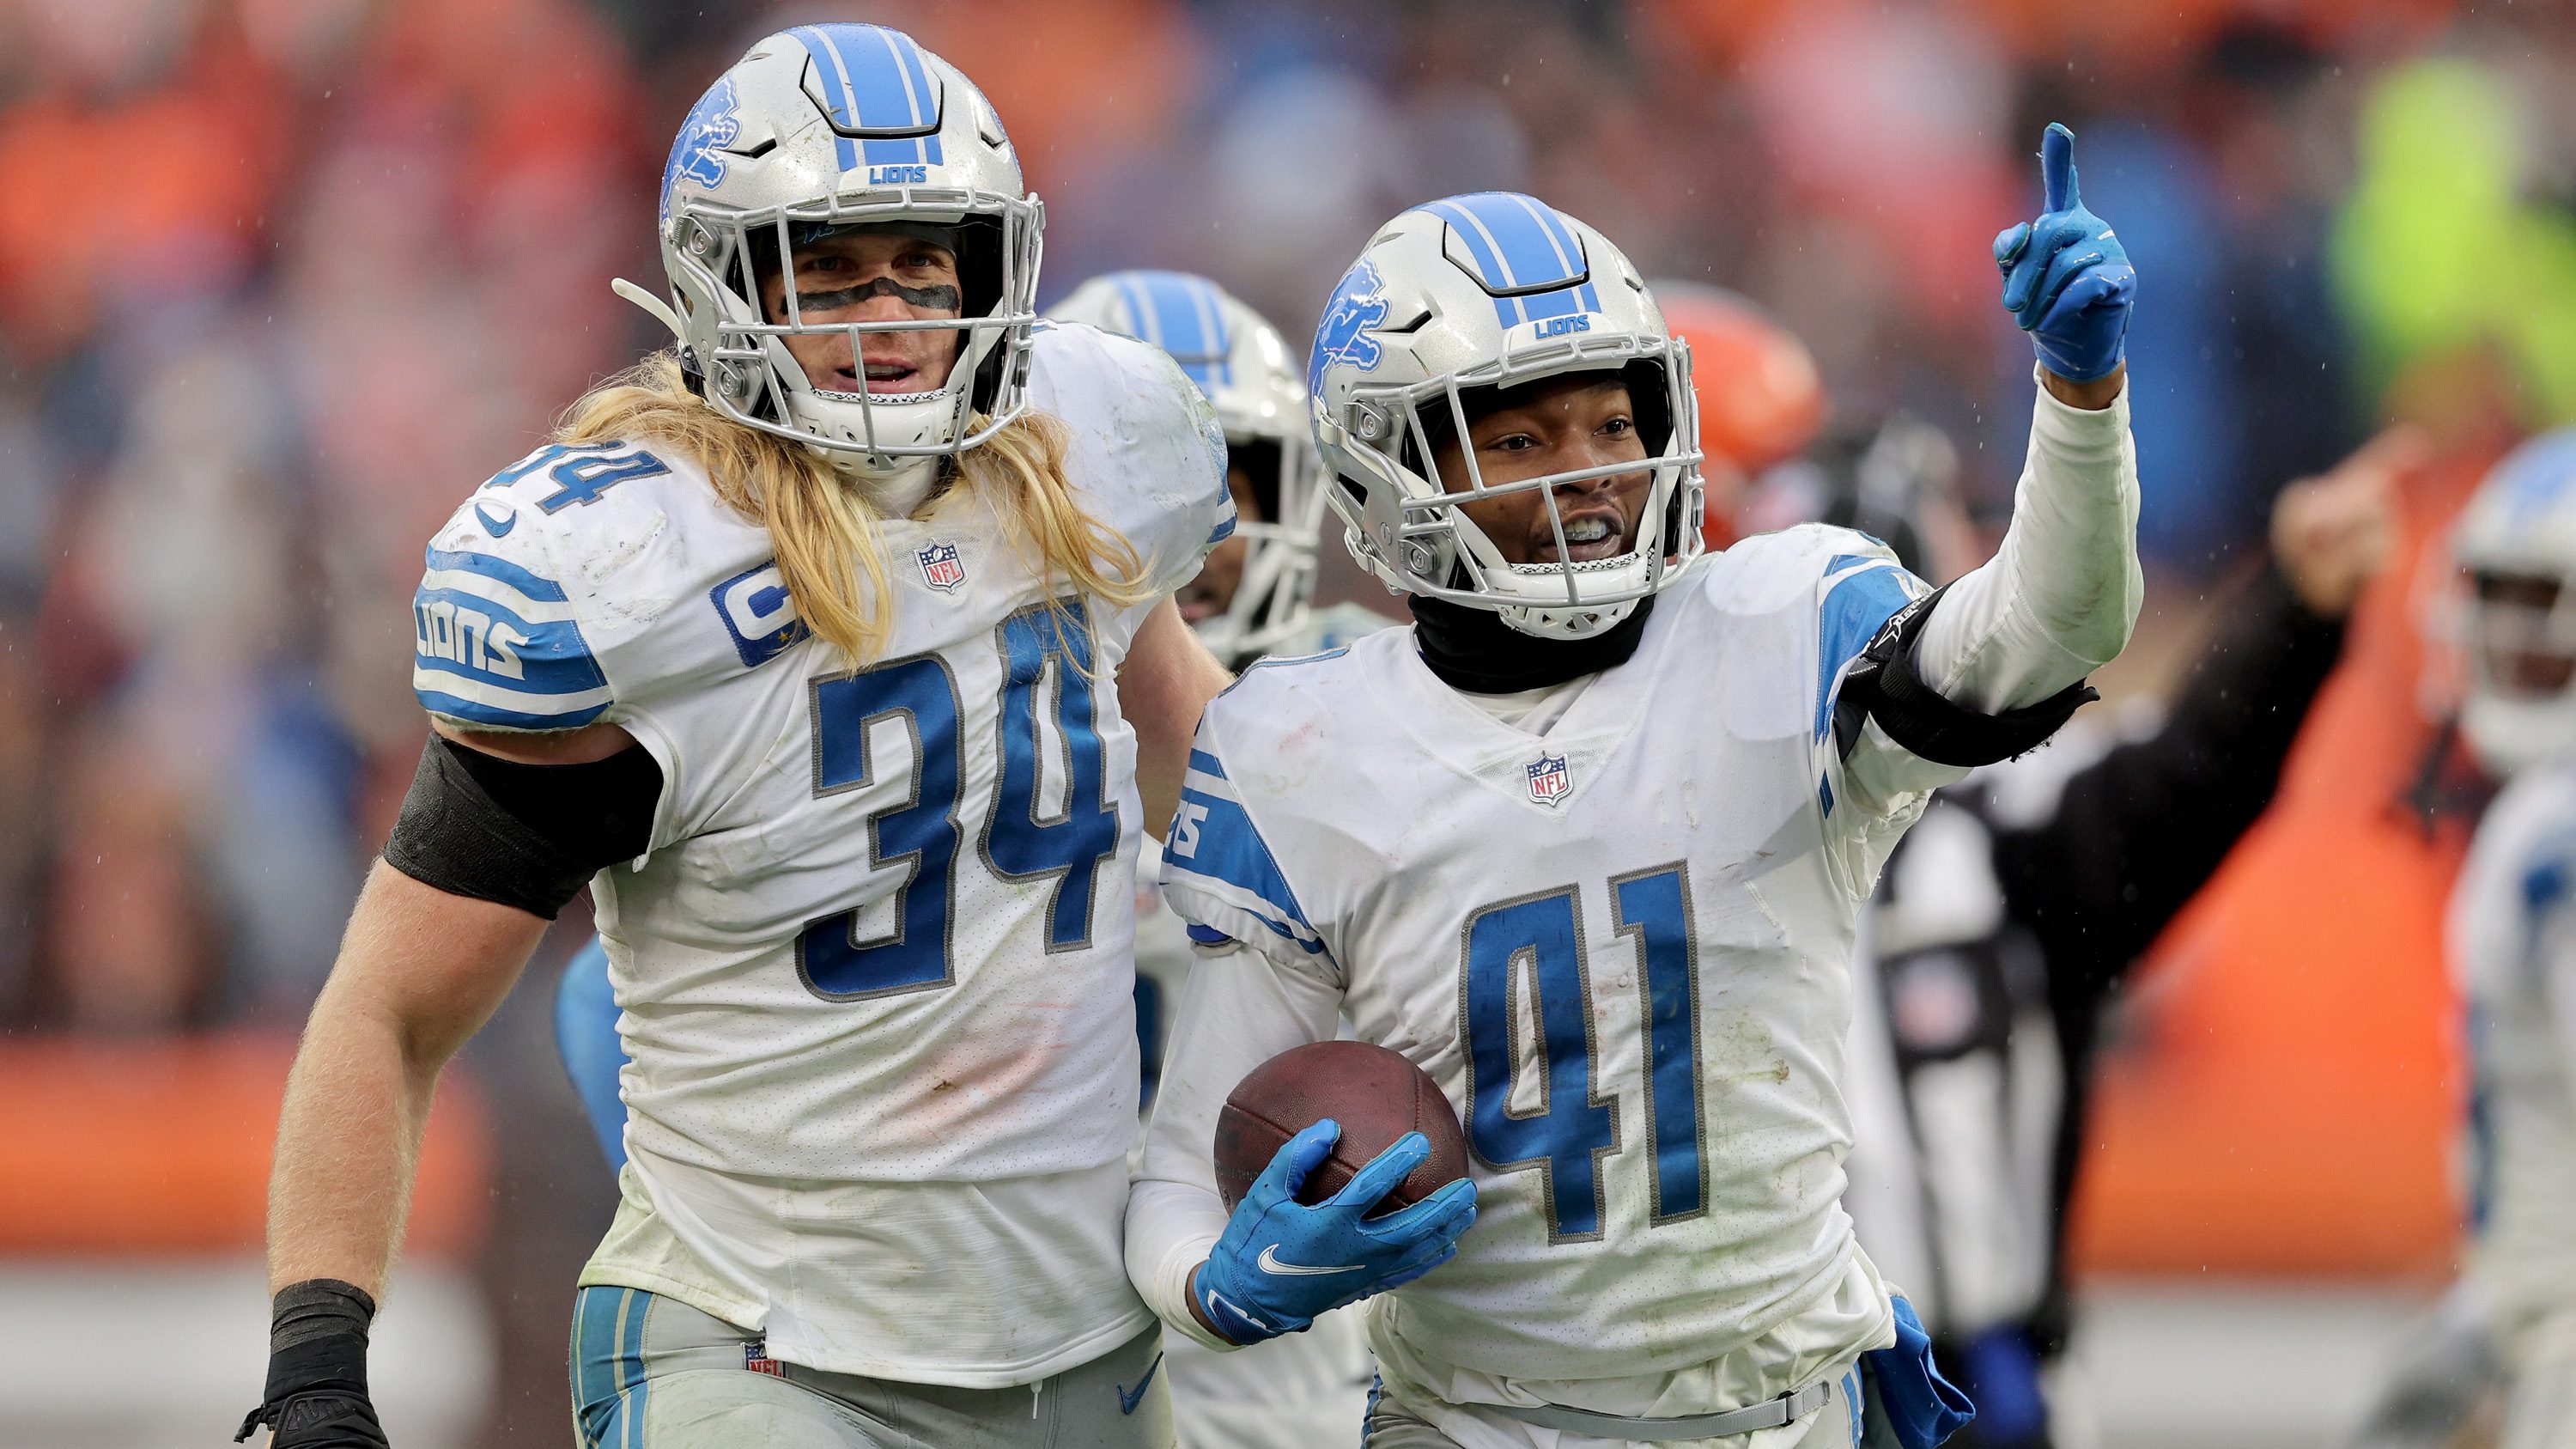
[238,1280,381,1445]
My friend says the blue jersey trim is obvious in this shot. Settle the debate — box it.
[415,688,610,731]
[425,545,570,603]
[1814,560,1917,740]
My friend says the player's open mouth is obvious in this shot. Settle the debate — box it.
[836,359,925,394]
[1536,509,1630,563]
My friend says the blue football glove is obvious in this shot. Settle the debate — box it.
[1192,1120,1476,1346]
[1992,123,2136,384]
[1862,1295,1978,1449]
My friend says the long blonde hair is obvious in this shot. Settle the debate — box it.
[556,353,1150,664]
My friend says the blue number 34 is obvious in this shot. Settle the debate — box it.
[795,600,1121,1000]
[1461,865,1707,1241]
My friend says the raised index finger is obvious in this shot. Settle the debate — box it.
[2041,122,2077,214]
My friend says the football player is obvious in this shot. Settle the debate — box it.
[243,26,1234,1449]
[1051,271,1398,1447]
[540,269,1403,1448]
[1127,127,2140,1448]
[2351,428,2576,1449]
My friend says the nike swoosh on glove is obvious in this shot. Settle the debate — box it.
[1192,1120,1476,1346]
[1992,123,2136,384]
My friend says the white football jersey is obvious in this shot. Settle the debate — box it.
[2454,759,2576,1340]
[411,322,1230,1385]
[1136,600,1402,1449]
[1156,526,1935,1392]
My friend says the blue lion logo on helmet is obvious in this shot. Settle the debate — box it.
[1309,259,1391,398]
[662,76,742,222]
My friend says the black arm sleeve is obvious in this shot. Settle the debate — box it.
[381,734,664,919]
[1834,585,2102,768]
[1991,563,2348,1322]
[1991,563,2348,999]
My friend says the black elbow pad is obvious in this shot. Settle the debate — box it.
[382,734,663,918]
[1834,585,2099,768]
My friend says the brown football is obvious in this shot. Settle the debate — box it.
[1213,1040,1469,1216]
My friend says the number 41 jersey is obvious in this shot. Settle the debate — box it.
[1158,526,1938,1397]
[411,323,1230,1385]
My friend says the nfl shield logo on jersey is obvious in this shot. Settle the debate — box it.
[1526,753,1571,805]
[917,540,967,593]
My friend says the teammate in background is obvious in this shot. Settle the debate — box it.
[1128,126,2139,1449]
[2348,429,2576,1449]
[1057,271,1396,1448]
[546,269,1401,1449]
[246,27,1233,1449]
[1050,271,1400,673]
[1825,417,2404,1448]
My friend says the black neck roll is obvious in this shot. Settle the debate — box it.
[1411,593,1656,694]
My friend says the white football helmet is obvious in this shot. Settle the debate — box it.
[647,24,1042,480]
[1309,192,1704,639]
[1048,271,1320,663]
[2455,428,2576,775]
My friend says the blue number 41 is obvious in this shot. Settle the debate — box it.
[1460,864,1706,1240]
[795,600,1121,1000]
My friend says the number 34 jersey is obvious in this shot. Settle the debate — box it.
[1157,527,1937,1392]
[410,323,1230,1385]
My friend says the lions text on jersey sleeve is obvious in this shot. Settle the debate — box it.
[414,322,1230,1387]
[1157,527,1932,1407]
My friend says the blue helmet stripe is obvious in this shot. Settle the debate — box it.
[882,28,945,166]
[1423,192,1601,328]
[1141,272,1230,392]
[1420,198,1524,327]
[794,26,944,173]
[1513,194,1601,312]
[1105,271,1234,397]
[1112,273,1163,351]
[791,27,863,174]
[1182,274,1233,387]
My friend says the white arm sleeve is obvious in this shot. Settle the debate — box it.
[1126,938,1345,1350]
[1846,374,2142,812]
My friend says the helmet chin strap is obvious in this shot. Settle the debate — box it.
[826,447,945,520]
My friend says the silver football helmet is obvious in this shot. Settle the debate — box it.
[2455,428,2576,775]
[1309,192,1704,639]
[1048,271,1319,663]
[644,24,1042,481]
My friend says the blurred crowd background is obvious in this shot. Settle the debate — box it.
[3,0,2572,1444]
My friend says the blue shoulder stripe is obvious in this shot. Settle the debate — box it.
[1187,749,1228,781]
[1164,784,1320,951]
[415,687,610,732]
[1814,560,1918,739]
[425,545,569,604]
